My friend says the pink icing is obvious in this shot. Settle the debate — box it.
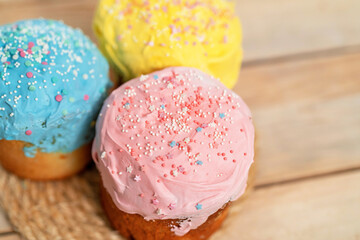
[92,67,255,236]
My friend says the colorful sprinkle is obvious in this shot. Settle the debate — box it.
[152,198,159,205]
[25,130,32,136]
[84,94,89,101]
[169,141,176,148]
[195,160,203,165]
[55,95,63,102]
[219,113,225,119]
[26,72,33,78]
[171,170,178,177]
[28,42,35,48]
[195,203,202,210]
[126,165,133,173]
[168,203,176,210]
[123,102,130,109]
[196,127,202,132]
[134,175,141,182]
[24,60,32,67]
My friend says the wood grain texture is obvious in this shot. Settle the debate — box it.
[1,0,360,62]
[0,0,99,41]
[235,51,360,185]
[0,210,12,234]
[211,170,360,240]
[237,0,360,61]
[0,234,22,240]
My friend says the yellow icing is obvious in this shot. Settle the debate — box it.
[94,0,242,89]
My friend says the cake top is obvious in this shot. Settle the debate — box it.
[93,67,254,236]
[0,19,111,156]
[94,0,242,89]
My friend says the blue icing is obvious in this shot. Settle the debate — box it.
[0,19,112,156]
[23,145,37,158]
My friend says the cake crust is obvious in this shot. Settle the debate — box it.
[0,140,91,180]
[100,182,230,240]
[100,164,256,240]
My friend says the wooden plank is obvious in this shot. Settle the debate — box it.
[0,234,21,240]
[0,0,99,41]
[211,170,360,240]
[0,209,12,234]
[0,0,360,62]
[237,0,360,61]
[235,52,360,185]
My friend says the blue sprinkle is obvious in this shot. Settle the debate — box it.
[195,160,203,165]
[169,141,176,148]
[195,203,202,210]
[153,75,159,80]
[196,127,202,132]
[219,113,225,119]
[160,104,165,109]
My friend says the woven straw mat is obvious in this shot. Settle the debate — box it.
[0,163,249,240]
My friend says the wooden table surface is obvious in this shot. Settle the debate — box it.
[0,0,359,239]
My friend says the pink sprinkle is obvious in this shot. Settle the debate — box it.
[41,61,48,65]
[20,51,26,58]
[152,198,159,205]
[28,42,35,49]
[25,130,32,136]
[168,203,176,210]
[84,94,89,101]
[27,49,33,54]
[26,72,33,78]
[55,95,63,102]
